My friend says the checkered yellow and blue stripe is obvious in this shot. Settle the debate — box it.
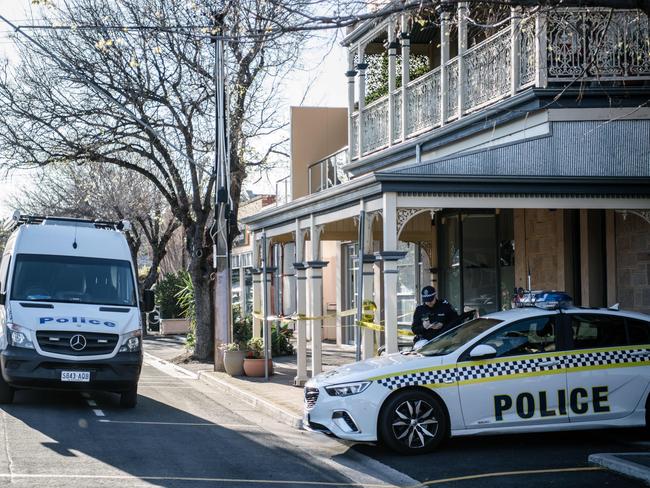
[372,346,650,390]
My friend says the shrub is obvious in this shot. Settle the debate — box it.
[155,272,185,319]
[246,337,264,359]
[272,323,294,357]
[232,304,252,346]
[175,271,196,348]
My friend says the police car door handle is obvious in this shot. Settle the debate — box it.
[630,351,650,357]
[538,359,560,367]
[443,378,455,384]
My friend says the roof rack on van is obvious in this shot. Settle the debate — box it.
[3,211,131,232]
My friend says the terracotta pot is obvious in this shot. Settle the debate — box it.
[223,350,245,376]
[243,358,274,377]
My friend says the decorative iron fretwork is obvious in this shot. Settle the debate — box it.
[618,210,650,225]
[445,58,459,120]
[406,68,442,137]
[419,241,433,262]
[350,113,359,160]
[547,9,650,80]
[464,30,512,111]
[393,90,402,142]
[519,15,537,86]
[397,208,423,237]
[362,96,390,155]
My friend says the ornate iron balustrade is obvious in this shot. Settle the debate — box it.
[349,8,649,162]
[547,9,650,80]
[465,29,512,112]
[362,96,390,155]
[406,67,442,137]
[308,148,349,194]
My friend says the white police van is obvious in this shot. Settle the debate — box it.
[0,214,154,407]
[305,299,650,454]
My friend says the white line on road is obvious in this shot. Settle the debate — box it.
[86,400,97,407]
[92,409,105,417]
[97,419,256,428]
[143,353,198,379]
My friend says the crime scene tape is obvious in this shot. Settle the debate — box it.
[357,320,415,336]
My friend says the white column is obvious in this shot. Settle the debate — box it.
[307,261,328,376]
[252,269,262,338]
[361,255,376,359]
[293,219,308,386]
[510,7,522,95]
[387,19,397,145]
[457,2,468,116]
[294,264,308,385]
[400,14,410,139]
[346,52,357,162]
[535,11,548,88]
[357,44,367,156]
[378,192,406,355]
[440,9,451,124]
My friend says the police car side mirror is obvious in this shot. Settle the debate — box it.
[142,289,155,313]
[469,344,497,359]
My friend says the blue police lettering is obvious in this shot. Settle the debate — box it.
[39,317,53,324]
[38,317,117,327]
[494,387,609,420]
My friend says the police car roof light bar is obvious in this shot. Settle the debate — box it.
[516,290,573,311]
[4,213,130,232]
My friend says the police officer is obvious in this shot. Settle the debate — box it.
[411,286,459,342]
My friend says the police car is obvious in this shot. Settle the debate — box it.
[304,299,650,454]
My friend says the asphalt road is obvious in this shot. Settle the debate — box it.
[352,427,648,487]
[0,360,407,488]
[0,357,645,488]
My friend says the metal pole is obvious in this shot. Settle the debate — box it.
[262,232,270,380]
[355,210,365,362]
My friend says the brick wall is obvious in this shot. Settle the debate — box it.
[616,213,650,314]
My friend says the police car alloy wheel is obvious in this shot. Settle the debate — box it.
[379,390,447,454]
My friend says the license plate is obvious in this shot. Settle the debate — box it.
[61,371,90,382]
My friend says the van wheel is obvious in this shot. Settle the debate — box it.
[120,385,138,408]
[379,390,447,455]
[0,375,14,404]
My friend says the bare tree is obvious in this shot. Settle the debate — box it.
[14,163,179,295]
[0,0,313,361]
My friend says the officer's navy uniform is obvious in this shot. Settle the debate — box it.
[411,299,459,342]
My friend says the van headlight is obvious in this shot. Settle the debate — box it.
[325,381,371,397]
[119,330,142,353]
[7,323,35,349]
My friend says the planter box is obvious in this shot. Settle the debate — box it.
[159,318,191,335]
[243,358,274,377]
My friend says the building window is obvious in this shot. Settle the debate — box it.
[438,210,514,315]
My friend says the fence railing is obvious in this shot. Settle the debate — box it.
[308,148,349,194]
[275,175,291,205]
[349,8,650,160]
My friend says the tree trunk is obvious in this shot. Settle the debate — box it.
[192,269,214,361]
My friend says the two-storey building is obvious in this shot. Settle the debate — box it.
[242,3,650,385]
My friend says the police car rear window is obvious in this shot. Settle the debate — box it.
[419,318,502,357]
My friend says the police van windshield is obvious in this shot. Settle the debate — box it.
[419,318,503,357]
[11,254,137,307]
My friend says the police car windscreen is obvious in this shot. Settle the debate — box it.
[11,254,136,307]
[419,318,502,356]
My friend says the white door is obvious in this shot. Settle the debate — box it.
[565,313,650,422]
[457,315,569,429]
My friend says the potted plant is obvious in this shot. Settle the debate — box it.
[243,337,273,377]
[222,342,245,376]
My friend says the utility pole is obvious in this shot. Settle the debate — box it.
[210,9,231,372]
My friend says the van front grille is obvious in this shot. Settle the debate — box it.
[36,331,119,356]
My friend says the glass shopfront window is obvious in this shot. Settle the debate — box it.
[438,210,514,315]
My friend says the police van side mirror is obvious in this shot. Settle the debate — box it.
[469,344,497,359]
[142,289,155,313]
[0,292,5,306]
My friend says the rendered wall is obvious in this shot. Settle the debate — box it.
[616,213,650,314]
[290,107,348,200]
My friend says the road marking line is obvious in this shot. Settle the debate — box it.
[0,473,391,486]
[81,392,90,398]
[418,466,603,486]
[97,419,256,428]
[86,400,97,407]
[92,409,105,417]
[138,386,194,389]
[143,353,198,379]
